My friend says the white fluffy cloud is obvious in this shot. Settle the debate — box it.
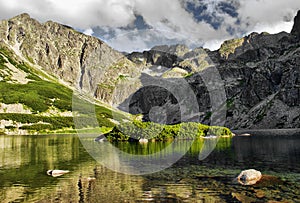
[83,28,94,36]
[0,0,299,51]
[237,0,300,34]
[0,0,137,28]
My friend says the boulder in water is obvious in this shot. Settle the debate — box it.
[236,169,262,185]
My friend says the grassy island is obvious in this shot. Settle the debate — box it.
[104,120,232,142]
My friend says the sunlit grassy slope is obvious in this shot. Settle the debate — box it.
[0,47,127,134]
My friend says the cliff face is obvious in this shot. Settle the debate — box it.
[291,10,300,37]
[0,13,140,104]
[215,32,300,129]
[0,12,299,130]
[124,17,300,129]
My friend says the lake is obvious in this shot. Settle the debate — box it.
[0,134,299,202]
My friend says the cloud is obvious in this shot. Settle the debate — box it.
[0,0,137,28]
[0,0,299,51]
[249,21,295,35]
[234,0,300,37]
[83,28,94,36]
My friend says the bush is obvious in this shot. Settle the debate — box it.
[105,120,232,142]
[20,124,52,131]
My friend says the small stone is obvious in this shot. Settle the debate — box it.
[232,192,256,203]
[267,200,293,203]
[139,138,148,144]
[255,190,265,198]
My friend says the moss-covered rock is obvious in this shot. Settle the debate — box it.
[219,38,245,59]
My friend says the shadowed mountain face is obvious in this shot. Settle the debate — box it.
[0,12,300,130]
[291,10,300,37]
[123,20,300,129]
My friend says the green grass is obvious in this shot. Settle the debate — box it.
[184,72,194,78]
[0,47,127,134]
[0,49,74,113]
[0,81,73,113]
[0,53,7,65]
[0,114,75,129]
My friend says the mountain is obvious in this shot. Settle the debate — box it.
[0,12,299,133]
[0,14,129,135]
[124,13,300,129]
[126,30,300,129]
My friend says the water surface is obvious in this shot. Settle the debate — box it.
[0,134,299,202]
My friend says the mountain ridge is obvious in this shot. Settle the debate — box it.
[0,12,300,131]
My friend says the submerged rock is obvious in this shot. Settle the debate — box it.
[47,169,70,177]
[236,169,262,185]
[255,175,284,187]
[232,192,256,203]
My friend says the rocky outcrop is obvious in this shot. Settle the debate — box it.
[291,10,300,37]
[124,30,300,129]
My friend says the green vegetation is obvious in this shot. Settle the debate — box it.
[226,98,235,108]
[0,47,231,138]
[0,81,73,113]
[105,120,232,142]
[0,53,7,65]
[0,49,74,113]
[0,113,74,129]
[184,72,194,78]
[0,47,128,134]
[118,74,128,81]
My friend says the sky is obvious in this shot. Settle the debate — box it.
[0,0,299,52]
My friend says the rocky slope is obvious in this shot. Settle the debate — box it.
[124,13,300,129]
[0,16,129,134]
[0,46,129,135]
[0,13,141,104]
[0,12,299,130]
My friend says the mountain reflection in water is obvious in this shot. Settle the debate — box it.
[0,134,299,202]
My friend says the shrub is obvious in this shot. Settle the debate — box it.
[105,120,232,142]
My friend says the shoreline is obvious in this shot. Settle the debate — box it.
[233,128,300,136]
[2,128,300,137]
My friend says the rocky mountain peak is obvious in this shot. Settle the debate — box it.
[151,44,190,58]
[10,13,31,21]
[0,14,134,103]
[291,10,300,37]
[8,13,41,28]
